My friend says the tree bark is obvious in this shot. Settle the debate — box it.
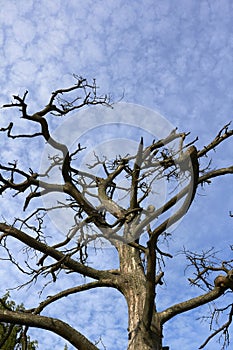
[117,243,162,350]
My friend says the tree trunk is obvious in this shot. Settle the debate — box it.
[116,243,162,350]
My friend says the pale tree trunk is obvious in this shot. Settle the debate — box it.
[116,243,162,350]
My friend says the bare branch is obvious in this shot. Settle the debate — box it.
[198,122,233,158]
[0,309,99,350]
[199,166,233,184]
[32,281,115,315]
[199,304,233,349]
[159,288,225,324]
[0,121,42,138]
[0,223,118,282]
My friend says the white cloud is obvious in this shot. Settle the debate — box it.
[13,19,36,45]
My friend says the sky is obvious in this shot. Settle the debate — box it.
[0,0,233,349]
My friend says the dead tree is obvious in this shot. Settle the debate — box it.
[0,76,232,350]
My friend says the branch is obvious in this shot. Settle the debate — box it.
[0,309,99,350]
[130,137,143,210]
[97,162,127,219]
[134,163,233,239]
[159,287,224,324]
[199,304,233,349]
[149,146,199,242]
[198,122,233,158]
[0,223,118,283]
[199,166,233,184]
[142,234,156,329]
[0,121,42,139]
[1,78,111,185]
[32,281,114,315]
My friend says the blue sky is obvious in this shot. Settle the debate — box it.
[0,1,233,349]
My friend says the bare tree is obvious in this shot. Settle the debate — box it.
[0,76,232,350]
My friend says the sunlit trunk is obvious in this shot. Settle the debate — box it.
[116,243,162,350]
